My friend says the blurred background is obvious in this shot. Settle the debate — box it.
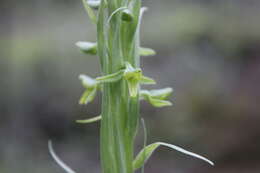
[1,0,260,172]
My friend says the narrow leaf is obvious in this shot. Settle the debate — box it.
[96,70,124,83]
[82,0,97,24]
[133,143,159,170]
[76,115,101,123]
[76,41,97,55]
[139,47,156,56]
[158,142,214,166]
[133,142,214,170]
[48,140,77,173]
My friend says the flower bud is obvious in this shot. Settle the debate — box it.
[87,0,100,10]
[76,41,97,55]
[121,9,133,22]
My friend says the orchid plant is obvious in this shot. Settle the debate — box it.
[48,0,214,173]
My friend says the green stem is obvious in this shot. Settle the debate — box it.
[98,0,141,173]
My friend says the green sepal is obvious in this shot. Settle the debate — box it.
[133,142,214,171]
[79,74,98,105]
[76,41,97,55]
[87,0,100,10]
[76,115,101,124]
[123,62,140,97]
[147,97,172,107]
[121,9,134,22]
[79,87,97,105]
[139,47,156,56]
[140,76,156,85]
[126,79,139,97]
[149,88,173,99]
[96,70,124,83]
[82,0,97,24]
[140,88,173,107]
[124,62,155,97]
[124,68,142,81]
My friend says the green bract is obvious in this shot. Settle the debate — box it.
[123,62,155,97]
[79,74,98,105]
[49,0,214,173]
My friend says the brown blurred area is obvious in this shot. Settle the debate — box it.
[1,0,260,172]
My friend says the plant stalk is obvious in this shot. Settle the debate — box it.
[98,0,141,173]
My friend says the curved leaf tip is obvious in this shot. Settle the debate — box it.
[48,140,77,173]
[133,142,214,170]
[157,142,214,166]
